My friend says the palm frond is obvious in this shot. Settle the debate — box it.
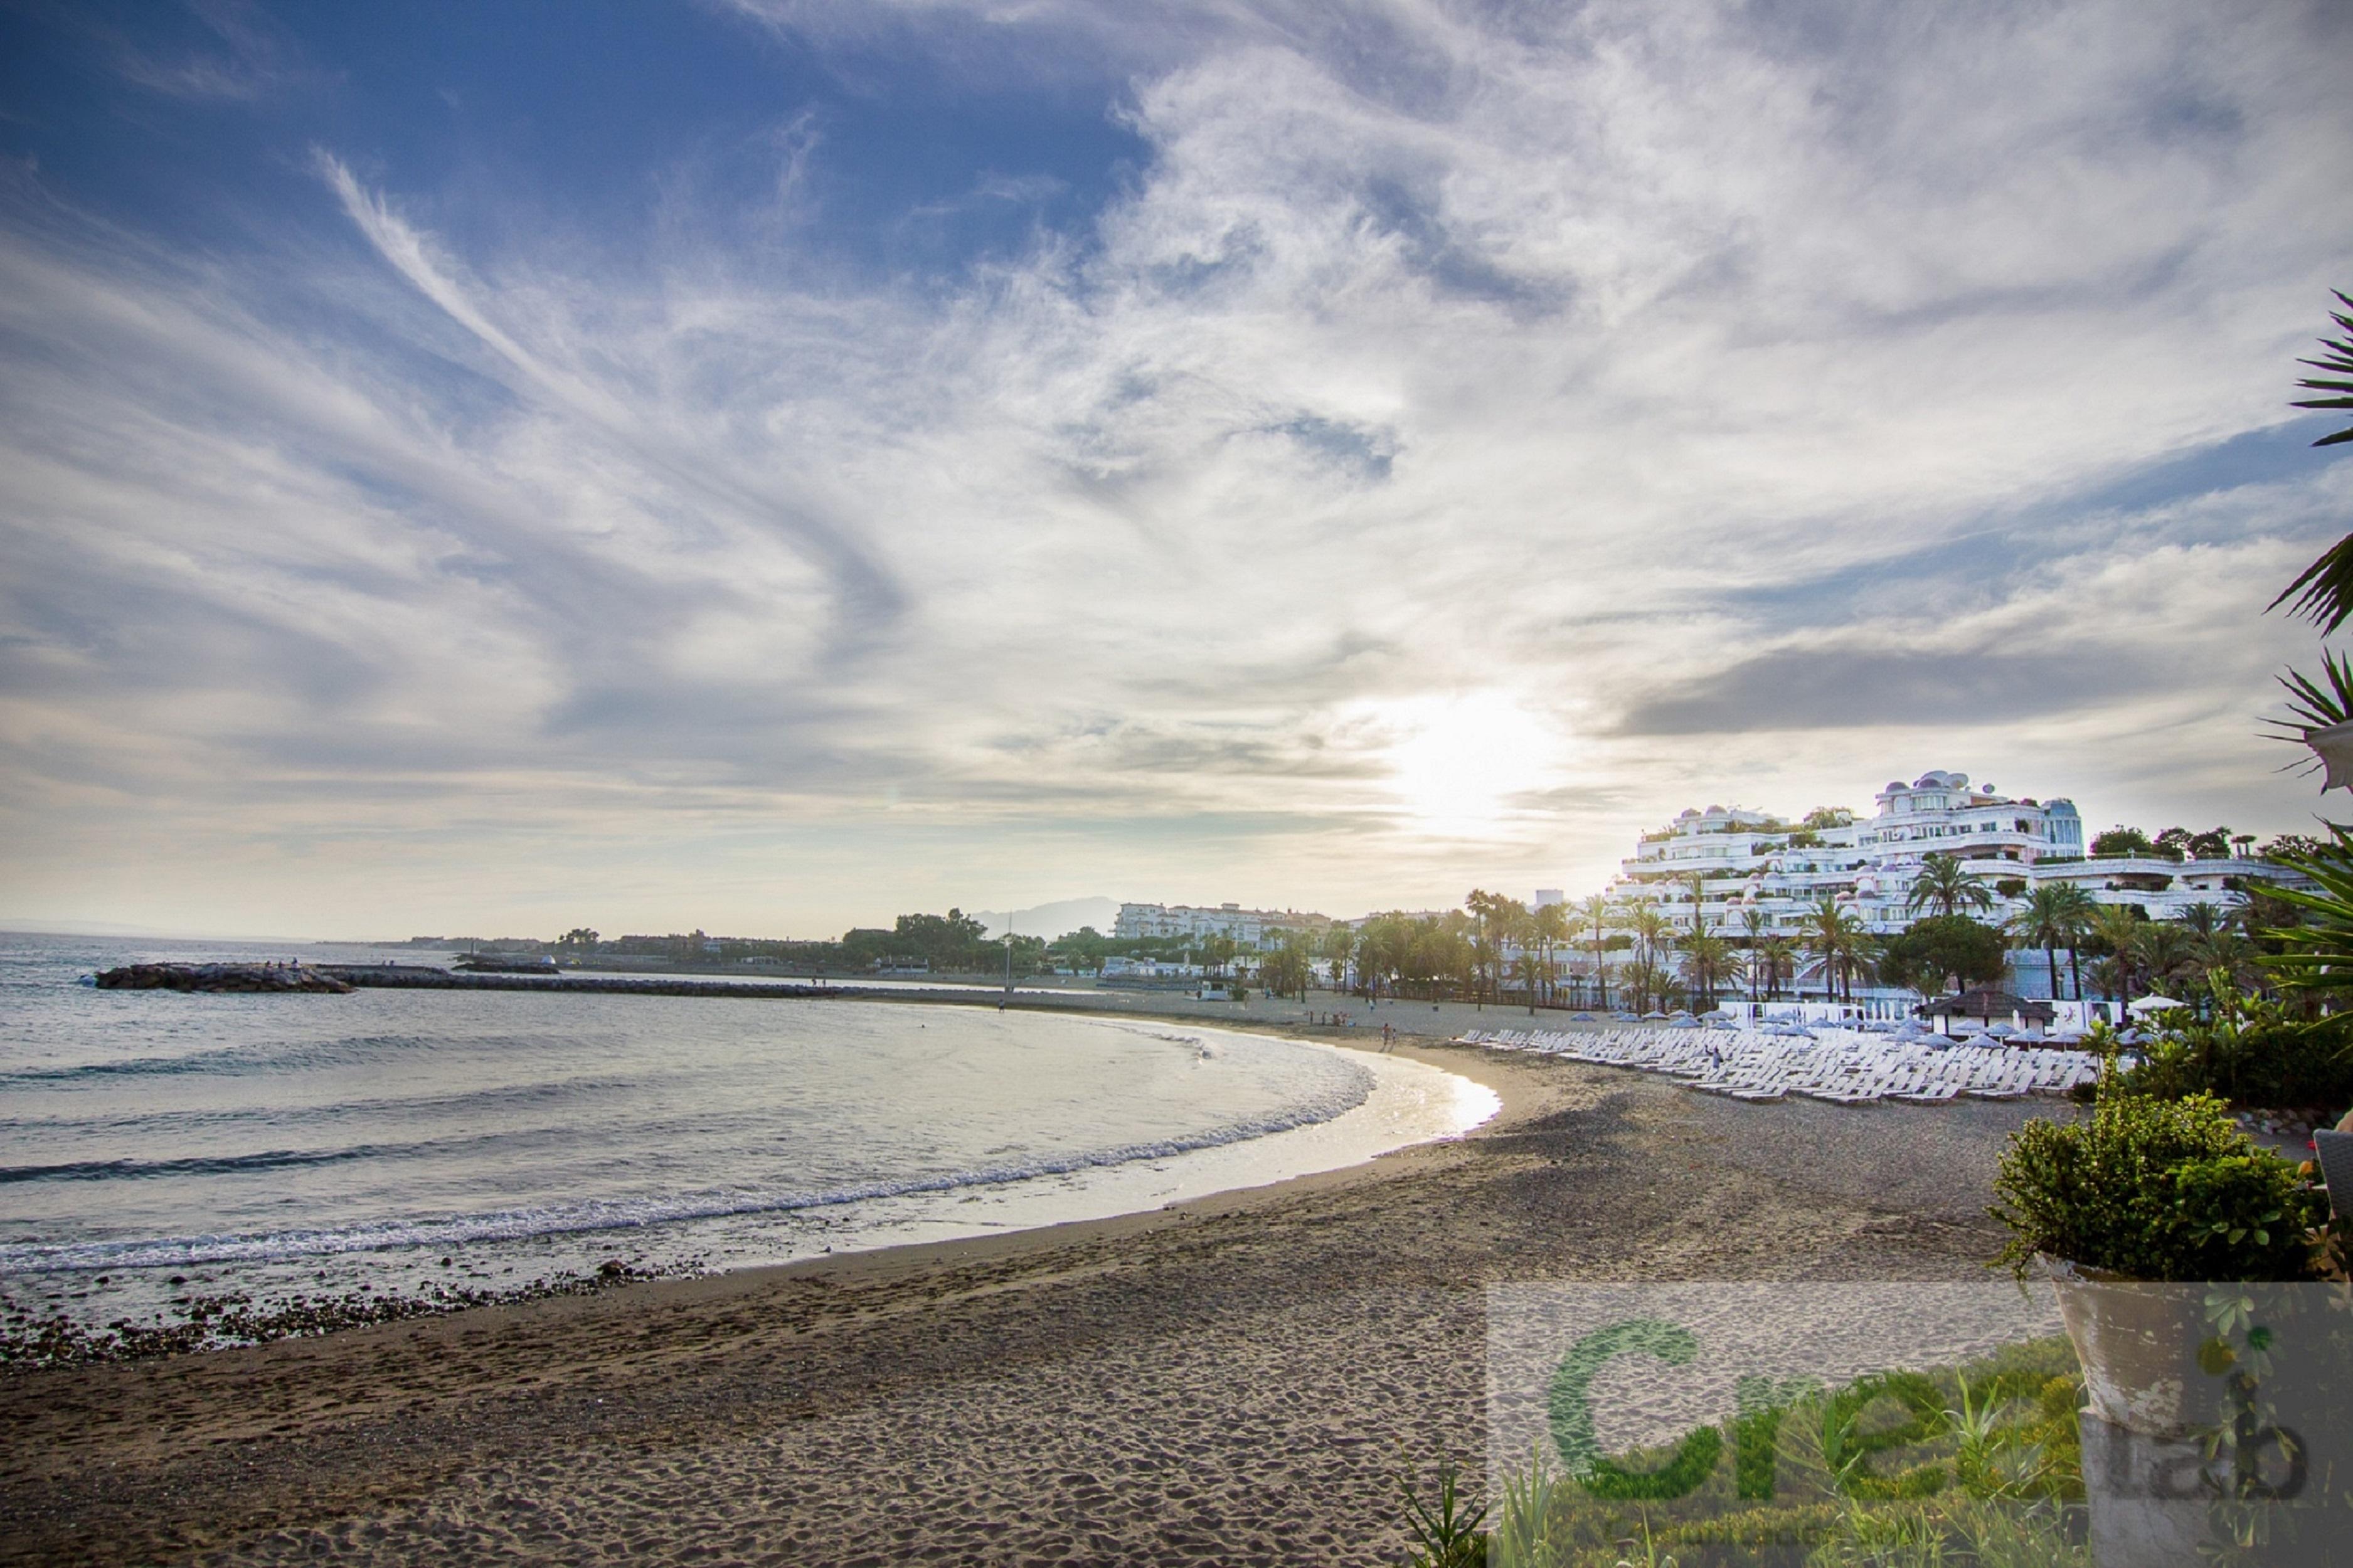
[2254,824,2353,992]
[2268,534,2353,633]
[2290,291,2353,449]
[2262,650,2353,775]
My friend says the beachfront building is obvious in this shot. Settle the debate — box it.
[1607,772,2091,938]
[1113,901,1332,950]
[1557,768,2300,1008]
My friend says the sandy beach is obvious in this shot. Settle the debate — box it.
[0,1015,2059,1566]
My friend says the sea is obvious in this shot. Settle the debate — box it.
[0,933,1494,1333]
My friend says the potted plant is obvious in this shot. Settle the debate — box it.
[1991,1091,2325,1438]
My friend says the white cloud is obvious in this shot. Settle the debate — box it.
[5,0,2352,933]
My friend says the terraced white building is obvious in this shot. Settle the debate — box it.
[1605,769,2278,938]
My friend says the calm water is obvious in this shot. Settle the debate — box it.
[0,933,1488,1328]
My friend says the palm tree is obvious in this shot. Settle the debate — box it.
[2192,928,2260,992]
[1261,932,1314,1000]
[2179,901,2231,938]
[1682,870,1709,936]
[2133,922,2197,997]
[1627,906,1674,1013]
[1464,889,1528,1009]
[1320,924,1357,993]
[1740,906,1769,1001]
[1905,856,1994,919]
[1755,935,1798,1000]
[1511,946,1551,1015]
[1805,894,1872,1003]
[1354,915,1409,1000]
[1577,894,1613,1010]
[1678,929,1734,1013]
[2268,290,2353,632]
[2010,883,2096,1003]
[1527,900,1570,1010]
[2083,905,2145,1010]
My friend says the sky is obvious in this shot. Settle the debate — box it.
[2,0,2351,941]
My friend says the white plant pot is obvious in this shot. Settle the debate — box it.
[2042,1254,2218,1442]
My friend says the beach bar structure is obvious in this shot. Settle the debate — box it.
[1920,988,2056,1036]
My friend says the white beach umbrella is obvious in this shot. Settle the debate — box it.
[2127,995,2185,1015]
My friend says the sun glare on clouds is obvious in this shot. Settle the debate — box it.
[1381,691,1559,836]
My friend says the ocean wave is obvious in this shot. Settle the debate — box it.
[0,1031,614,1086]
[0,1061,1374,1274]
[0,1146,392,1184]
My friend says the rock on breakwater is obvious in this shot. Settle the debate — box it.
[313,965,850,999]
[93,963,354,994]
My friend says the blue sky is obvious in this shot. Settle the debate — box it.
[3,0,2351,938]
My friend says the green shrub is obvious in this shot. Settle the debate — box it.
[1991,1092,2324,1280]
[2111,986,2353,1112]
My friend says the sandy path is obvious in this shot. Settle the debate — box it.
[0,1035,2055,1566]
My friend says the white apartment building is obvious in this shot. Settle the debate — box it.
[1113,901,1332,949]
[1603,769,2286,940]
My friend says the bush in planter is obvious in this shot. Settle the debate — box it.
[1991,1091,2324,1281]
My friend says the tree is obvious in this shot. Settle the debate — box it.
[1353,915,1408,999]
[2192,928,2260,993]
[2179,901,2231,938]
[1741,905,1770,1001]
[559,927,600,949]
[1905,856,1994,918]
[1681,870,1709,936]
[2081,904,2147,1005]
[2011,883,2096,1002]
[1526,900,1570,1011]
[2090,826,2156,858]
[1804,895,1873,1002]
[1464,889,1527,1009]
[1576,893,1613,1010]
[2266,291,2353,632]
[2157,827,2233,861]
[1677,928,1734,1012]
[1755,935,1798,1000]
[1260,934,1314,1000]
[1510,945,1550,1015]
[1803,806,1854,830]
[1879,915,2007,997]
[1626,906,1674,1013]
[2132,921,2197,996]
[1320,924,1356,992]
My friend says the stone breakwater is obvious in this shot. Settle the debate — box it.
[93,963,354,994]
[316,965,852,999]
[87,961,861,999]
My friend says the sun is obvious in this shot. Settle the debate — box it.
[1383,691,1558,832]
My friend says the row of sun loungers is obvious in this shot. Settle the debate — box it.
[1454,1025,2099,1106]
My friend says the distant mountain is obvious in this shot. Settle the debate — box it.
[969,897,1120,941]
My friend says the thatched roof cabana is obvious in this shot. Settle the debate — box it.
[1920,988,2056,1033]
